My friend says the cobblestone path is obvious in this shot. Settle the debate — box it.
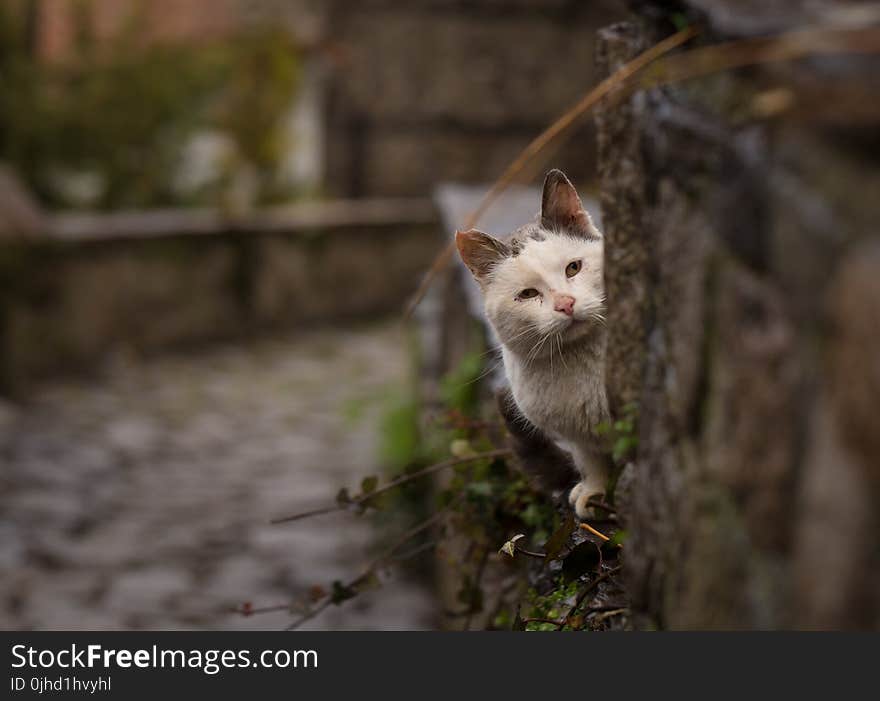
[0,321,435,630]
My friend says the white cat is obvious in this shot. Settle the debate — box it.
[456,169,609,519]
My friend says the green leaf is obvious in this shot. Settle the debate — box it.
[671,12,691,31]
[378,396,421,470]
[439,351,484,413]
[608,529,629,548]
[542,513,575,565]
[360,475,378,495]
[466,481,492,498]
[330,580,357,605]
[493,609,512,629]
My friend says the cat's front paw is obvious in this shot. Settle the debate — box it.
[568,479,605,520]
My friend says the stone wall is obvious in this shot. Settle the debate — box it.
[0,202,438,393]
[596,5,880,629]
[323,0,623,197]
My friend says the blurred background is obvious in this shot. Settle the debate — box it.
[1,0,879,631]
[0,0,622,630]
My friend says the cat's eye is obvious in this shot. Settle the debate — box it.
[565,260,582,278]
[517,288,540,300]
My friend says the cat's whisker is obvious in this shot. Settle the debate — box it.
[525,331,552,368]
[479,325,541,367]
[557,333,569,370]
[523,340,538,368]
[461,357,503,387]
[504,324,541,347]
[524,334,544,365]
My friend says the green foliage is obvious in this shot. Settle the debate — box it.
[670,12,692,32]
[360,475,379,495]
[438,351,485,416]
[216,30,300,178]
[0,4,300,209]
[330,580,357,605]
[595,402,640,464]
[378,395,423,472]
[520,579,580,631]
[608,529,629,548]
[442,460,558,549]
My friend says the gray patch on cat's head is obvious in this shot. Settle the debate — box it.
[506,220,547,256]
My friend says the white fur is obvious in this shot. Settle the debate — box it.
[483,230,609,517]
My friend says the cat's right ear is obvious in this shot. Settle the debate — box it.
[455,229,510,281]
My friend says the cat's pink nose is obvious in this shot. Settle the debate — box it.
[553,294,575,316]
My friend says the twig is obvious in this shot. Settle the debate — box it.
[270,449,510,524]
[585,498,616,514]
[402,25,699,318]
[233,602,290,617]
[284,497,462,630]
[579,522,611,542]
[387,539,438,563]
[462,546,491,631]
[372,500,456,568]
[521,617,565,627]
[556,565,623,631]
[639,25,880,92]
[404,24,880,319]
[284,599,332,631]
[583,604,629,615]
[588,607,629,624]
[522,605,627,629]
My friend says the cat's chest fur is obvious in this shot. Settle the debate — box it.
[502,336,608,443]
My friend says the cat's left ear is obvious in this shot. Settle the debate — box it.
[541,169,600,240]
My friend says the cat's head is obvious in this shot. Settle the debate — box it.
[455,169,604,356]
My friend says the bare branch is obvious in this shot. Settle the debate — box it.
[557,565,623,630]
[404,23,880,318]
[403,25,699,318]
[270,449,510,525]
[283,497,463,630]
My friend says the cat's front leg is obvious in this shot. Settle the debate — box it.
[567,443,609,520]
[496,387,577,493]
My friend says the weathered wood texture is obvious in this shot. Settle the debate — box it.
[596,9,880,629]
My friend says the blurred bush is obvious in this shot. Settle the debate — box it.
[0,4,300,210]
